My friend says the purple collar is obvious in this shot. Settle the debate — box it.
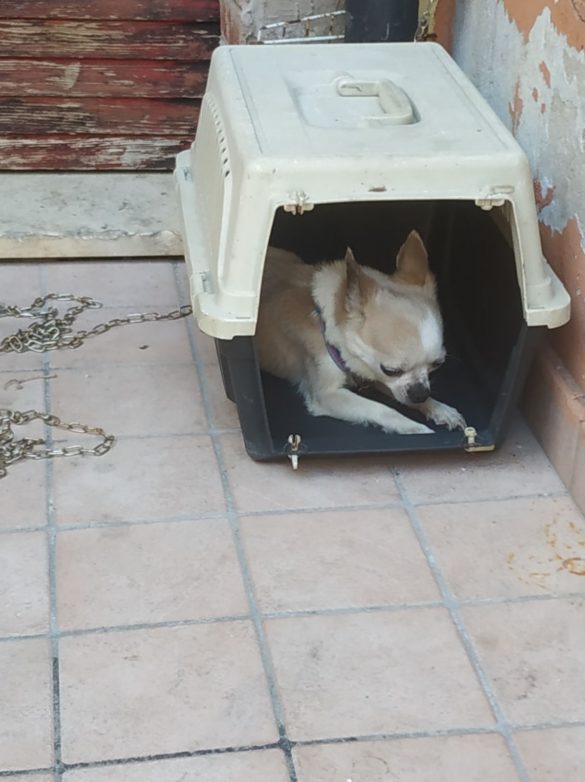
[314,303,350,373]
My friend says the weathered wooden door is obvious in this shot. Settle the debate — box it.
[0,1,219,169]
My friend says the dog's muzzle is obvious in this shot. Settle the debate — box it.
[406,382,430,404]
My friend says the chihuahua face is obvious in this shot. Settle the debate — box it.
[328,231,446,405]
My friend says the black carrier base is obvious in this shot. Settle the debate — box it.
[214,200,546,462]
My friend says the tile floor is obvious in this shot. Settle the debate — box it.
[1,259,585,781]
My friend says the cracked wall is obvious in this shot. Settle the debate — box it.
[452,0,585,391]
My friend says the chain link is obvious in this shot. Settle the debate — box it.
[0,408,115,479]
[0,293,192,354]
[1,293,193,477]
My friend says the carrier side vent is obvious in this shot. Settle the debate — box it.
[207,95,232,181]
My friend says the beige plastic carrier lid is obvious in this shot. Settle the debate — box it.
[176,43,570,339]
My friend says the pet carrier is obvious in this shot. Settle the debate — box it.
[175,42,569,465]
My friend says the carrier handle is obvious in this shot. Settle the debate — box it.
[335,77,415,125]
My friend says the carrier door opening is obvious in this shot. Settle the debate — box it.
[263,201,524,448]
[217,199,537,460]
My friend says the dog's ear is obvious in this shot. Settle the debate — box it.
[394,231,430,287]
[344,247,375,313]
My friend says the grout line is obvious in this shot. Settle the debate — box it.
[56,511,227,532]
[293,725,501,746]
[59,614,251,639]
[239,500,405,517]
[61,741,284,772]
[175,265,298,782]
[0,768,56,779]
[411,489,570,508]
[0,524,49,535]
[459,592,585,607]
[262,601,443,620]
[50,429,238,443]
[40,267,63,782]
[392,466,532,782]
[0,615,249,646]
[511,718,585,732]
[40,361,202,373]
[4,589,585,645]
[5,718,585,778]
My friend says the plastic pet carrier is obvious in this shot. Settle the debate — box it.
[175,42,569,466]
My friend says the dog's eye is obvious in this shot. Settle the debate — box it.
[380,365,404,377]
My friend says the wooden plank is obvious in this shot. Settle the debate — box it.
[0,1,219,22]
[0,60,209,98]
[0,97,200,135]
[0,21,219,60]
[0,136,191,170]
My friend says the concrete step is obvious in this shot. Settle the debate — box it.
[0,173,183,259]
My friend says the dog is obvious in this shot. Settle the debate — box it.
[256,230,466,435]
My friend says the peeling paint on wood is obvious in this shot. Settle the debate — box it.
[0,98,200,135]
[0,137,191,170]
[0,60,209,98]
[0,0,219,22]
[0,1,218,170]
[0,21,218,60]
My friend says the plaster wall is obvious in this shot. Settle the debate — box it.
[452,0,585,391]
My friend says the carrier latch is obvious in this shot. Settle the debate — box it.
[283,191,314,216]
[286,434,303,470]
[464,426,495,453]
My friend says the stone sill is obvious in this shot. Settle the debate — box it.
[0,173,183,259]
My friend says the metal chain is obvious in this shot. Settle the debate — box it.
[0,293,193,477]
[0,408,115,479]
[0,293,193,354]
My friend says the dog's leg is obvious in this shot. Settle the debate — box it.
[307,388,434,435]
[410,398,466,431]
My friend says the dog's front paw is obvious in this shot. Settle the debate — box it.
[424,400,466,431]
[384,419,435,435]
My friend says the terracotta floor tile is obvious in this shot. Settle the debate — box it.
[294,734,520,781]
[420,495,585,599]
[63,750,290,782]
[0,380,48,529]
[53,435,225,525]
[0,261,43,300]
[48,307,192,370]
[241,508,439,612]
[7,777,53,782]
[266,610,493,740]
[462,599,585,724]
[45,261,179,307]
[0,459,47,529]
[395,418,565,504]
[204,363,240,430]
[514,726,585,781]
[0,532,49,636]
[50,364,206,437]
[192,327,219,367]
[0,261,42,372]
[570,424,585,513]
[59,622,278,764]
[1,372,45,419]
[220,433,399,513]
[0,349,44,372]
[0,639,53,771]
[57,520,247,630]
[1,262,47,370]
[174,258,189,293]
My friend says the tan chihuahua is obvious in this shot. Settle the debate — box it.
[256,230,466,435]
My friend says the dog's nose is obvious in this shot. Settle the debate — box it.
[407,382,430,404]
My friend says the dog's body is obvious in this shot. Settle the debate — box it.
[256,232,466,435]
